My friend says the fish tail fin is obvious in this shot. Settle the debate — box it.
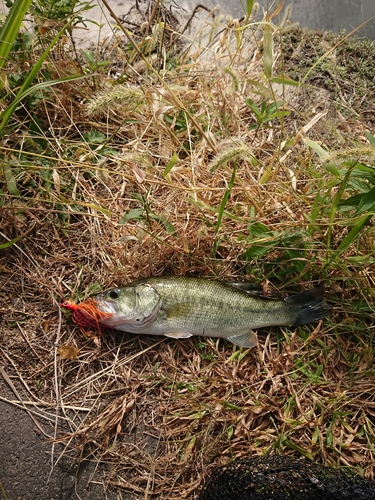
[286,286,332,326]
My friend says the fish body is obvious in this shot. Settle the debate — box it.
[90,276,332,348]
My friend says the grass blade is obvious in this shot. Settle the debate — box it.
[0,224,35,249]
[263,21,274,78]
[246,0,255,17]
[334,214,373,257]
[215,163,237,238]
[3,163,19,196]
[0,18,93,134]
[0,0,33,90]
[0,73,94,134]
[163,153,179,179]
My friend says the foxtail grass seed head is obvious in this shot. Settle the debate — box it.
[86,85,147,115]
[209,140,257,171]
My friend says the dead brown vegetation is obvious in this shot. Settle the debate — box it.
[1,3,375,498]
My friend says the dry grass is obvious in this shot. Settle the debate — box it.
[1,2,375,498]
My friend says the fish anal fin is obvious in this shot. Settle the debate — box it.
[225,330,258,348]
[164,331,193,339]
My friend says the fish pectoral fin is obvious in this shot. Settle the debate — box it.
[164,331,193,339]
[225,330,258,348]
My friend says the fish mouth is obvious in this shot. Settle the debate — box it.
[95,297,117,315]
[93,297,146,328]
[93,297,129,328]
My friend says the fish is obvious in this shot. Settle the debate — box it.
[64,276,332,348]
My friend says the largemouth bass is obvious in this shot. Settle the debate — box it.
[71,276,332,348]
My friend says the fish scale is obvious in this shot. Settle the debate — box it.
[150,278,288,331]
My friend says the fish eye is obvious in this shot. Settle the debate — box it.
[108,289,121,300]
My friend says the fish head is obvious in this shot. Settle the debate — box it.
[94,283,161,329]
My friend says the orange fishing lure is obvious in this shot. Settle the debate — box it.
[61,299,113,332]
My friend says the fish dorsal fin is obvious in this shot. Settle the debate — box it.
[225,281,263,295]
[164,331,193,339]
[225,330,258,348]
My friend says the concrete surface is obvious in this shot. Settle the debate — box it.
[0,378,117,500]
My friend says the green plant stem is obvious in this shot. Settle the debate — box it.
[0,0,33,90]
